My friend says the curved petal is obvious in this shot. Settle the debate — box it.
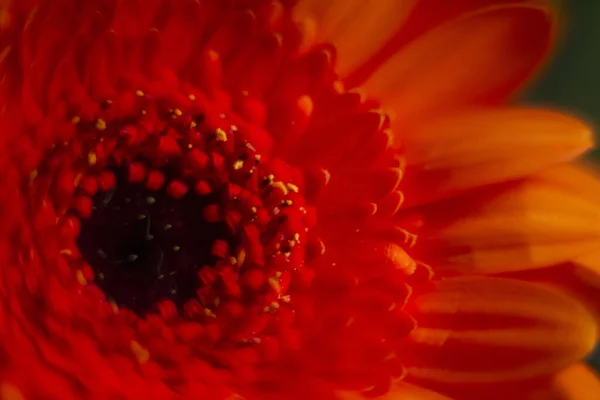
[362,3,555,124]
[493,165,600,318]
[531,364,600,400]
[400,108,593,207]
[493,253,600,334]
[292,0,416,78]
[338,382,453,400]
[345,0,550,88]
[402,277,597,386]
[536,163,600,203]
[412,179,600,275]
[570,251,600,316]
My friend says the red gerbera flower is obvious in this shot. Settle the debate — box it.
[0,1,598,399]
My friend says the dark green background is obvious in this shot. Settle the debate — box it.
[522,0,600,371]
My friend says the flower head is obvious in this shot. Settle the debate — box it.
[0,1,598,399]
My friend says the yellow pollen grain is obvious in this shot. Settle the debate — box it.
[323,169,331,185]
[88,152,97,166]
[172,108,182,117]
[237,249,246,266]
[204,308,217,318]
[268,277,281,294]
[286,183,299,193]
[0,382,24,400]
[233,160,244,170]
[71,116,80,124]
[76,270,87,285]
[280,295,291,303]
[60,249,72,256]
[228,256,237,266]
[73,173,83,188]
[263,303,278,313]
[188,94,196,101]
[28,169,38,181]
[130,340,150,364]
[230,125,238,132]
[189,121,197,129]
[95,119,106,131]
[215,128,227,142]
[271,181,288,195]
[135,89,145,97]
[297,95,314,117]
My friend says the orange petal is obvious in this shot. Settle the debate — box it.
[492,253,600,336]
[345,0,548,88]
[292,0,416,77]
[564,251,600,323]
[531,364,600,400]
[337,382,453,400]
[536,163,600,203]
[402,277,597,385]
[400,108,593,207]
[362,3,555,124]
[414,179,600,275]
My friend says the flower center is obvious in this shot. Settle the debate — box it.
[28,88,315,327]
[76,165,238,315]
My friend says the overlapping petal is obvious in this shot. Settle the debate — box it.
[400,108,593,206]
[531,364,600,400]
[402,277,597,386]
[361,3,555,124]
[411,177,600,275]
[292,0,416,78]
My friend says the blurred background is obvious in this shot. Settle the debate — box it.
[522,0,600,371]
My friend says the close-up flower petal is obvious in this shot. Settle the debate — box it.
[0,0,597,399]
[413,178,600,275]
[531,364,600,400]
[400,107,593,206]
[361,2,555,124]
[292,0,416,78]
[403,277,597,384]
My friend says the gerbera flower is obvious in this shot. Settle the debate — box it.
[0,0,598,399]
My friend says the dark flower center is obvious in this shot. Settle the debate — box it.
[27,87,315,334]
[77,165,237,315]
